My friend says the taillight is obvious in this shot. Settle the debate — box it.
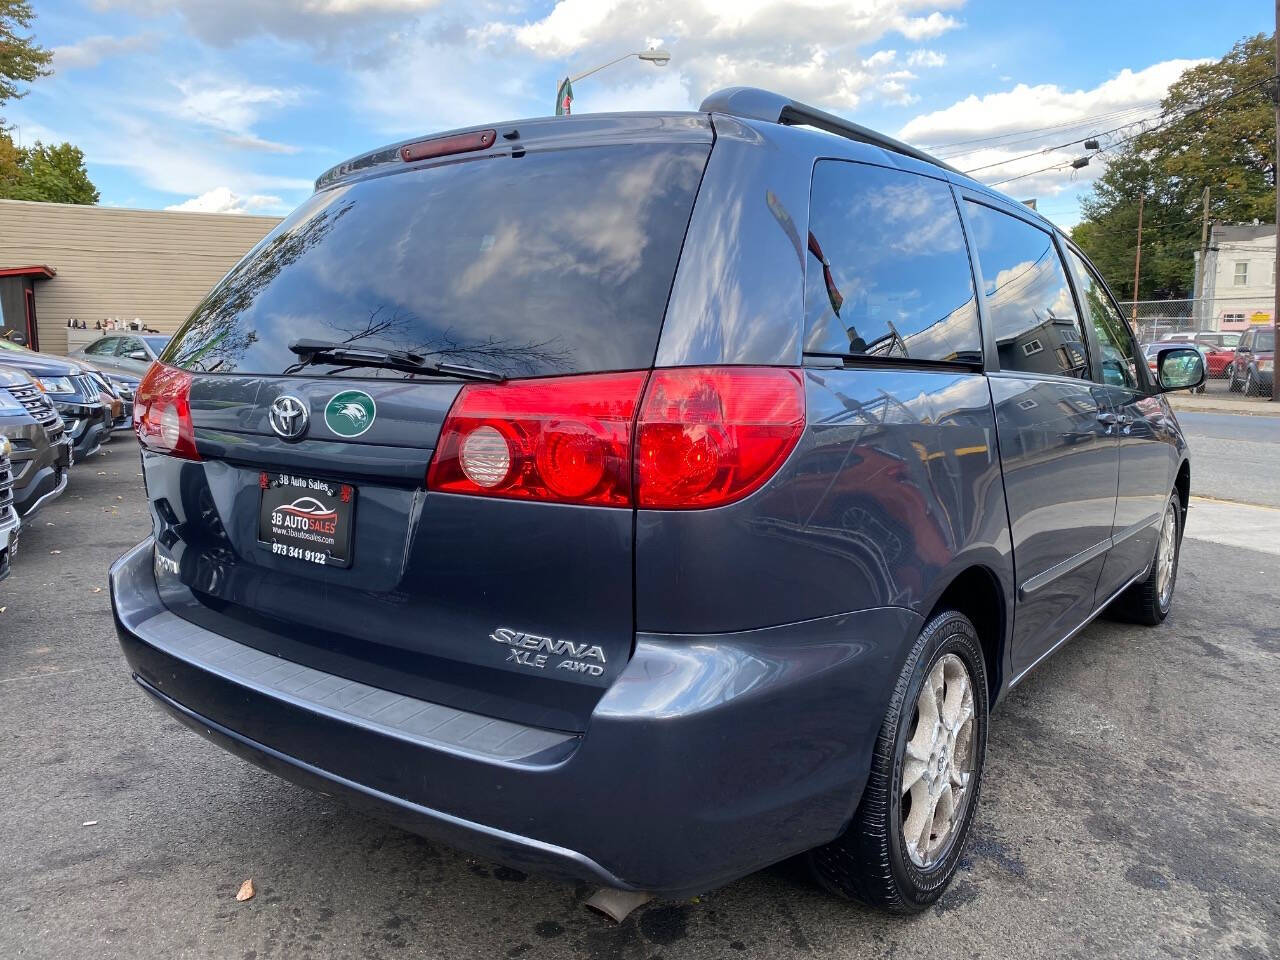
[133,362,201,461]
[427,367,805,509]
[427,371,649,506]
[636,368,805,509]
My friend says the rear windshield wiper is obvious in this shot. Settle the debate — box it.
[286,339,505,382]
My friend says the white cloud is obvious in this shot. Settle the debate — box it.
[900,58,1205,145]
[906,49,946,68]
[91,0,446,47]
[220,133,302,154]
[896,58,1208,204]
[470,0,967,111]
[894,12,960,40]
[174,78,302,136]
[52,33,159,70]
[165,187,285,214]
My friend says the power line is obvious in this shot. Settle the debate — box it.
[961,111,1166,175]
[921,104,1159,153]
[936,106,1157,160]
[982,74,1278,189]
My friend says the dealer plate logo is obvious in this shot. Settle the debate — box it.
[324,390,376,438]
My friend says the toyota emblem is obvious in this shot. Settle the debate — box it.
[269,395,309,441]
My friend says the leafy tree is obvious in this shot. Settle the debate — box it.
[1073,33,1276,300]
[0,2,98,204]
[1,139,99,203]
[0,0,51,112]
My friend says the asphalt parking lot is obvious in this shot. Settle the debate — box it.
[2,431,1278,960]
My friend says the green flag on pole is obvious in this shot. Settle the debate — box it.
[555,77,573,116]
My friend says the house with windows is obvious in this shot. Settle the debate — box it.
[1193,223,1275,332]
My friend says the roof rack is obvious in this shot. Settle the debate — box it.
[698,86,961,175]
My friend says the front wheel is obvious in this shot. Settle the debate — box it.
[1108,492,1181,626]
[808,611,988,912]
[1229,369,1241,393]
[1245,372,1258,397]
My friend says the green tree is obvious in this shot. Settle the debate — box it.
[0,2,98,204]
[2,139,99,203]
[0,0,51,112]
[1073,32,1276,300]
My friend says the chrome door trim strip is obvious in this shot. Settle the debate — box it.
[1016,512,1162,601]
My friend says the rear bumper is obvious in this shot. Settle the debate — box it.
[111,538,918,895]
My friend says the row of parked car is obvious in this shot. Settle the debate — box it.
[1142,327,1274,396]
[0,333,168,581]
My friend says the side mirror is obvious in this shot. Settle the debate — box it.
[127,350,148,361]
[1157,347,1205,392]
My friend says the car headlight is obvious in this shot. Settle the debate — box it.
[0,389,23,414]
[37,376,75,395]
[1259,358,1273,372]
[0,435,10,459]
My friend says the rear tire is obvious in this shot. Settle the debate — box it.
[808,610,988,913]
[1108,491,1181,626]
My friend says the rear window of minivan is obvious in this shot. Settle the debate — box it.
[165,143,710,378]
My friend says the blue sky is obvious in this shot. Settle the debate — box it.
[7,0,1270,226]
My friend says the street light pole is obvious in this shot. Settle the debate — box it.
[555,48,671,115]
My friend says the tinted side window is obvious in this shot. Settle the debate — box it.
[84,338,116,356]
[1064,249,1139,389]
[964,202,1088,379]
[804,162,980,364]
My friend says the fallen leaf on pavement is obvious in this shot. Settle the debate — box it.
[236,879,255,902]
[90,587,102,594]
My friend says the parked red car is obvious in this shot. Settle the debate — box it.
[1193,332,1241,378]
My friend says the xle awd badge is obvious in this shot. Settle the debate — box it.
[324,390,376,438]
[491,627,607,677]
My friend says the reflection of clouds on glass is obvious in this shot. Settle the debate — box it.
[986,252,1077,342]
[455,151,675,298]
[804,162,978,363]
[836,179,968,257]
[166,142,706,377]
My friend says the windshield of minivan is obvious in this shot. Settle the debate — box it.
[164,143,709,378]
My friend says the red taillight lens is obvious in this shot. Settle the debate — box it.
[427,371,649,506]
[636,368,805,509]
[133,362,201,461]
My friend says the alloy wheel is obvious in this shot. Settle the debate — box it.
[900,653,976,869]
[1156,500,1177,610]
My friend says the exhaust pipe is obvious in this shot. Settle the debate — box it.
[584,888,654,923]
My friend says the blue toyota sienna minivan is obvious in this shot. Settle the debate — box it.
[110,87,1204,912]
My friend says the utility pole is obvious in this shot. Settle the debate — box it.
[1195,186,1211,329]
[1272,1,1279,401]
[1131,193,1144,323]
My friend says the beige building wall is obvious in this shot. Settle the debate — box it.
[0,199,282,355]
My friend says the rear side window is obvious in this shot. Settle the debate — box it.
[803,162,981,364]
[964,202,1089,379]
[165,143,709,378]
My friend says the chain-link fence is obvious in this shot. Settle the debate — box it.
[1117,297,1275,344]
